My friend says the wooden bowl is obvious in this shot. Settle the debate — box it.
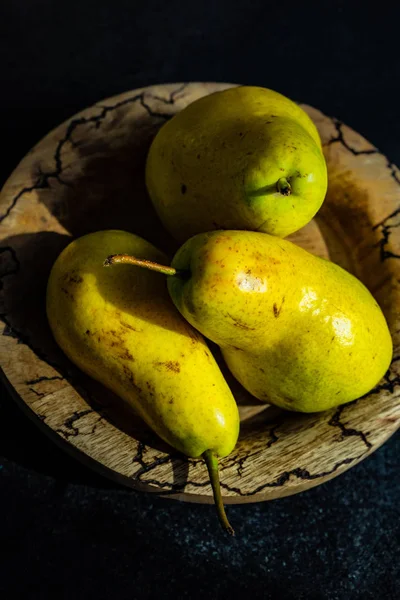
[0,83,399,503]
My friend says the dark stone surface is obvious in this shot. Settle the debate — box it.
[0,1,399,597]
[1,380,399,599]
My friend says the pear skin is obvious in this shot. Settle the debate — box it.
[146,86,327,242]
[47,230,240,534]
[167,230,392,412]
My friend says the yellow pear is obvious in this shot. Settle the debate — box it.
[46,230,240,534]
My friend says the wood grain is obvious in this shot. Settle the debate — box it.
[0,82,399,504]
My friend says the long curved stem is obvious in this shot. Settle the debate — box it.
[203,450,235,536]
[104,254,178,276]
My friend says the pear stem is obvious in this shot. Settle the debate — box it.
[104,254,178,276]
[203,450,235,536]
[276,177,292,196]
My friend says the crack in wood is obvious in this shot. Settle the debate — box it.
[29,387,45,398]
[139,95,173,120]
[26,375,64,385]
[146,83,187,106]
[366,366,400,396]
[327,118,379,156]
[327,116,400,263]
[220,425,280,477]
[372,207,400,261]
[0,85,186,224]
[266,424,279,449]
[131,441,148,470]
[386,159,400,187]
[328,405,372,450]
[370,158,400,261]
[56,409,101,439]
[131,450,178,481]
[220,451,250,477]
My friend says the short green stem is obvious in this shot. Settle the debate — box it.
[276,177,292,196]
[203,450,235,536]
[104,254,178,276]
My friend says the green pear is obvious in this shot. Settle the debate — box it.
[146,86,327,242]
[108,231,392,412]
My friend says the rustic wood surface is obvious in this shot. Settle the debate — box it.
[0,82,399,504]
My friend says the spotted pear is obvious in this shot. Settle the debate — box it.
[47,230,240,534]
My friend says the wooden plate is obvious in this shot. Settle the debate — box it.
[0,83,399,504]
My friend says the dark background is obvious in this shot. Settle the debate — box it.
[0,1,399,598]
